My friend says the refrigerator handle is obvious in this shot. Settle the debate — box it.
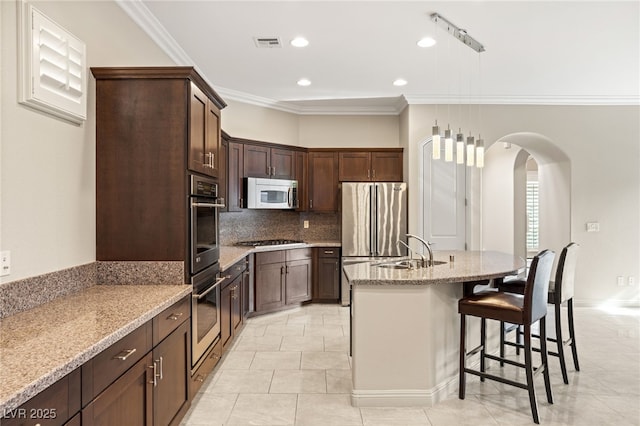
[374,184,379,256]
[369,184,374,256]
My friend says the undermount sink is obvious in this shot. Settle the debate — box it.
[376,259,447,269]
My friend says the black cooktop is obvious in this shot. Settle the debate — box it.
[236,239,304,247]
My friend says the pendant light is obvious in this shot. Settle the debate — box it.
[476,136,485,168]
[456,131,465,164]
[466,134,475,167]
[444,126,453,162]
[432,121,441,159]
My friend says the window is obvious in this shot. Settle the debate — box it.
[18,2,87,124]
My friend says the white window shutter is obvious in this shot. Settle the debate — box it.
[18,2,87,124]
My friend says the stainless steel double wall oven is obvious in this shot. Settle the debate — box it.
[189,174,225,370]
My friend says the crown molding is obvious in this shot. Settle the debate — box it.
[118,0,639,114]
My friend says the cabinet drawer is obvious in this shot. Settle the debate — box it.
[221,258,247,287]
[1,369,80,426]
[82,321,152,405]
[286,248,312,261]
[153,296,190,345]
[318,248,339,258]
[255,250,285,266]
[190,339,222,395]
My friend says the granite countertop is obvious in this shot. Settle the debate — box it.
[0,284,192,413]
[343,250,525,286]
[220,240,341,271]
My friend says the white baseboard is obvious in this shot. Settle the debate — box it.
[351,376,459,407]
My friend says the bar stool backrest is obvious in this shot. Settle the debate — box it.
[525,249,556,323]
[555,242,580,304]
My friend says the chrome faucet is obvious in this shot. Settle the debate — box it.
[397,240,420,269]
[406,234,434,268]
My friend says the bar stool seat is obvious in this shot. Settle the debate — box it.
[459,249,556,424]
[498,242,580,384]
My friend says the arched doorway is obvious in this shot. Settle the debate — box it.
[482,132,571,268]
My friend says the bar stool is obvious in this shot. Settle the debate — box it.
[498,242,580,384]
[459,249,555,424]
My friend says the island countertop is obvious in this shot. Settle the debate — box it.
[0,284,192,413]
[343,250,525,286]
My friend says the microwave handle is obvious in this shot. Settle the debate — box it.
[192,202,226,208]
[287,187,292,208]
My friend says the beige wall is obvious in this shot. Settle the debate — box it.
[0,0,174,283]
[222,99,300,146]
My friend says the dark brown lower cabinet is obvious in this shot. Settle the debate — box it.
[255,249,312,313]
[82,352,154,426]
[153,320,190,426]
[1,369,81,426]
[221,275,242,350]
[314,247,341,302]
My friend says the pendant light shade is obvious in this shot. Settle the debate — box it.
[476,137,484,168]
[444,127,453,162]
[456,132,465,164]
[466,135,475,167]
[432,123,441,160]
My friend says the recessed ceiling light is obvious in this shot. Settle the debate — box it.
[393,79,408,87]
[291,37,309,47]
[417,37,436,48]
[297,78,311,86]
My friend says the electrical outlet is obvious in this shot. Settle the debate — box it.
[303,220,309,229]
[1,251,10,277]
[617,276,625,286]
[629,277,636,286]
[586,222,600,232]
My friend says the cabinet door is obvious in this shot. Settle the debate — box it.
[371,151,403,182]
[219,138,228,212]
[227,142,244,211]
[231,278,242,334]
[270,148,295,179]
[285,259,312,304]
[339,152,371,181]
[308,152,339,212]
[205,100,221,178]
[255,262,285,312]
[220,283,232,349]
[241,267,251,319]
[189,82,209,176]
[244,144,271,178]
[295,151,308,211]
[316,256,340,301]
[82,353,153,426]
[154,321,190,426]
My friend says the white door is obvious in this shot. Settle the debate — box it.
[422,140,467,250]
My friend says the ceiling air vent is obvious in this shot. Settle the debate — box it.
[254,37,282,48]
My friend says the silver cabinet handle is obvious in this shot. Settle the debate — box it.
[149,362,158,386]
[310,199,313,209]
[113,348,136,361]
[158,356,164,380]
[324,250,334,254]
[272,167,276,176]
[167,312,183,321]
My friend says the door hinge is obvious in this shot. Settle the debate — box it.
[464,198,468,207]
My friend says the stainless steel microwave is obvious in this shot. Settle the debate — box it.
[244,177,298,209]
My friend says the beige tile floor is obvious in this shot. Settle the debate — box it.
[181,303,640,425]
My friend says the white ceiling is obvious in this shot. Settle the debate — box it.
[122,1,639,114]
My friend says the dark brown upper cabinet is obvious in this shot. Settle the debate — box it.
[244,143,295,180]
[308,151,339,212]
[338,149,403,182]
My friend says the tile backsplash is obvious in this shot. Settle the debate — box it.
[220,210,340,245]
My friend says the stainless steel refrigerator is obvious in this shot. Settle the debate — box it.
[341,182,408,305]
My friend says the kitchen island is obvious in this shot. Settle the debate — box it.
[343,250,525,407]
